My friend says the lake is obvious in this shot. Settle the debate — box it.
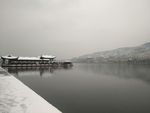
[5,63,150,113]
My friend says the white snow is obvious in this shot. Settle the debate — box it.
[41,55,56,59]
[0,67,62,113]
[78,42,150,60]
[18,57,41,61]
[1,56,18,59]
[1,55,56,60]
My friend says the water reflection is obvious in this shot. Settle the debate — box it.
[3,63,150,113]
[0,68,10,76]
[4,66,73,78]
[77,63,150,84]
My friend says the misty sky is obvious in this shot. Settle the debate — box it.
[0,0,150,59]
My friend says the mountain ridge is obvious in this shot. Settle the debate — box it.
[72,42,150,63]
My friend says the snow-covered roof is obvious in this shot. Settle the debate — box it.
[18,57,40,61]
[18,57,49,61]
[41,55,56,59]
[1,56,18,60]
[1,55,56,60]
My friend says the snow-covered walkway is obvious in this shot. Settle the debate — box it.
[0,68,62,113]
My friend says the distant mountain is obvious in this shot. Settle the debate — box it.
[72,42,150,64]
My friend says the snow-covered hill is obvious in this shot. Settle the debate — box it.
[72,42,150,63]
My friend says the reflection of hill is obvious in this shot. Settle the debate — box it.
[78,63,150,84]
[4,66,72,77]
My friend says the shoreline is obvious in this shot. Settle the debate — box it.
[0,67,62,113]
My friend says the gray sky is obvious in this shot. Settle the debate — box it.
[0,0,150,59]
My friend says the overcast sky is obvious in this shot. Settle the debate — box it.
[0,0,150,59]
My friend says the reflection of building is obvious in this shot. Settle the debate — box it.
[4,66,72,77]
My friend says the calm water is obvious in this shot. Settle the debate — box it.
[5,63,150,113]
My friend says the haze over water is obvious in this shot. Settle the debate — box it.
[6,63,150,113]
